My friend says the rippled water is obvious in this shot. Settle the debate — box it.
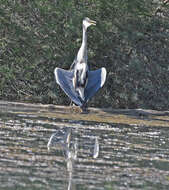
[0,104,169,190]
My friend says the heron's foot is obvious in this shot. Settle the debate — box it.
[69,104,89,114]
[71,105,82,113]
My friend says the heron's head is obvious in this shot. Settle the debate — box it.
[83,17,96,29]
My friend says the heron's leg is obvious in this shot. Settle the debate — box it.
[80,102,88,113]
[69,100,73,106]
[70,101,77,108]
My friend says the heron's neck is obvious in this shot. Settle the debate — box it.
[77,25,88,63]
[82,25,87,48]
[79,25,87,62]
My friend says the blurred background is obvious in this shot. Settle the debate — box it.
[0,0,169,110]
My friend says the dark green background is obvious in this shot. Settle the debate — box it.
[0,0,169,110]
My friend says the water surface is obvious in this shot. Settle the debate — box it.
[0,102,169,190]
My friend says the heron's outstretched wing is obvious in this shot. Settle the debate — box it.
[54,68,83,106]
[85,67,107,101]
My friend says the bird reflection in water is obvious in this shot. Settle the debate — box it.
[47,128,99,190]
[47,128,77,190]
[47,128,72,152]
[93,137,99,159]
[66,140,78,190]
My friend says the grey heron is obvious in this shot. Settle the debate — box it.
[54,17,107,110]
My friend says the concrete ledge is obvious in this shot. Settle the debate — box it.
[0,100,169,127]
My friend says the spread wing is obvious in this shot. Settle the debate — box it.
[85,67,107,101]
[54,68,83,106]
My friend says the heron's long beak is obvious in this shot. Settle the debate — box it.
[89,19,96,26]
